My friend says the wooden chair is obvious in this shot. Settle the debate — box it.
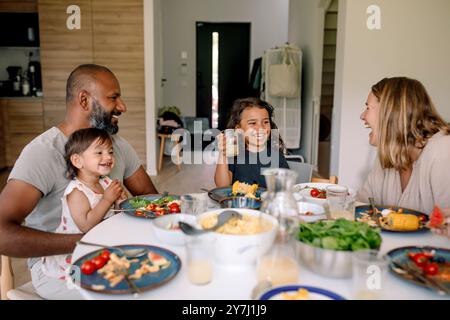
[158,133,182,172]
[311,175,338,184]
[1,255,42,300]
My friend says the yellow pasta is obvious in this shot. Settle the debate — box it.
[200,213,272,235]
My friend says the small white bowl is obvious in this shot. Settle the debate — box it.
[297,202,326,223]
[152,214,197,246]
[196,209,278,266]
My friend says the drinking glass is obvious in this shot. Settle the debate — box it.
[180,195,208,215]
[326,185,355,220]
[223,129,240,157]
[352,250,389,300]
[185,234,214,285]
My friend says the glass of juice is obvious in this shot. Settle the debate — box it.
[185,234,214,285]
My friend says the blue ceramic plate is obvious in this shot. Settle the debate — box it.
[355,205,429,233]
[207,187,266,202]
[71,245,181,294]
[119,194,180,219]
[386,246,450,293]
[259,285,346,300]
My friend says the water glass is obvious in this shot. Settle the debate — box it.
[224,129,240,157]
[185,234,214,285]
[180,195,208,215]
[326,185,355,220]
[352,250,389,300]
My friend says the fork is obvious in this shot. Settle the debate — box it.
[77,241,148,259]
[390,260,449,296]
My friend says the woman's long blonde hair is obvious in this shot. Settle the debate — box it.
[372,77,450,170]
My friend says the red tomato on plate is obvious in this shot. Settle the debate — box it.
[310,189,320,198]
[169,203,180,213]
[100,250,110,261]
[81,260,96,275]
[424,263,439,276]
[91,256,107,269]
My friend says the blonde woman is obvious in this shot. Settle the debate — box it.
[357,77,450,215]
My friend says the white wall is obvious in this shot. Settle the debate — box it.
[288,0,329,164]
[161,0,289,116]
[332,0,450,191]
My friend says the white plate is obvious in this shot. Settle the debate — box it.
[293,183,356,206]
[297,202,326,223]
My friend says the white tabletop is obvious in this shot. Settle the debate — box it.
[72,202,450,300]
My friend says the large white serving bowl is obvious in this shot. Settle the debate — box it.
[297,202,326,223]
[196,209,278,266]
[293,183,356,206]
[152,214,198,246]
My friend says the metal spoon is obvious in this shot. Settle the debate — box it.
[77,241,148,259]
[178,210,242,235]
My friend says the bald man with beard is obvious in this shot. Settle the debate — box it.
[0,64,158,299]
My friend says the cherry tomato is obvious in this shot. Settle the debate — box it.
[169,204,180,213]
[81,260,96,275]
[91,256,107,269]
[100,250,110,261]
[310,189,320,198]
[412,253,430,268]
[424,263,439,276]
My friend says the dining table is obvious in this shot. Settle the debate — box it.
[71,194,450,300]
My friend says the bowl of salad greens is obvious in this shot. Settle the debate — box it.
[295,219,382,278]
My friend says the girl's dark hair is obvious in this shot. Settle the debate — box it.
[65,128,113,179]
[226,97,286,151]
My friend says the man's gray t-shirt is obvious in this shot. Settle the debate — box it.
[8,127,142,268]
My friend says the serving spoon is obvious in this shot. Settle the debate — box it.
[178,210,242,235]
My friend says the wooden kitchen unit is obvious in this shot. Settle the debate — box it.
[0,98,44,168]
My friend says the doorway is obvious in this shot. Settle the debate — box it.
[196,22,251,130]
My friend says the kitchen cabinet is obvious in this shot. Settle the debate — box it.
[0,12,40,47]
[0,0,37,13]
[38,0,146,164]
[1,98,44,167]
